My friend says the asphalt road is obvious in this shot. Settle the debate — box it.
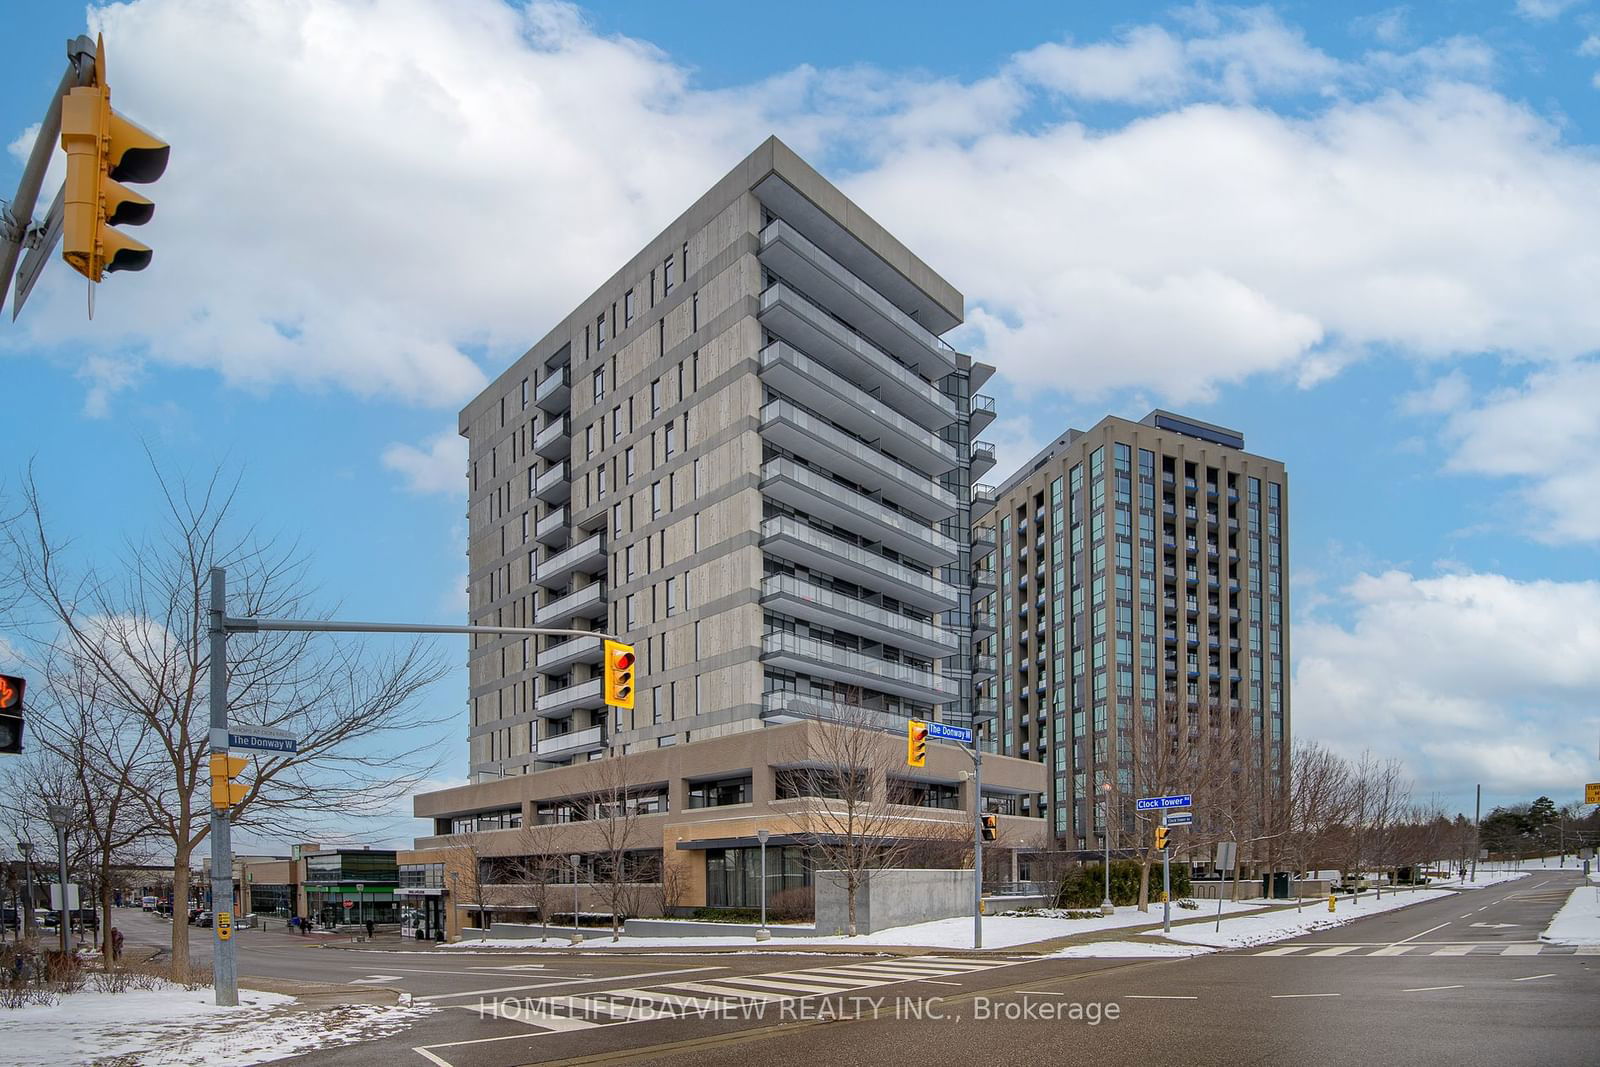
[118,873,1599,1067]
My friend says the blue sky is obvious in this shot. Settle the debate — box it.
[4,1,1599,840]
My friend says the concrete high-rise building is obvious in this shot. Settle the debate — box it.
[410,138,1044,930]
[974,411,1289,851]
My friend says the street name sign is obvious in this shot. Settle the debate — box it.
[224,725,298,754]
[1216,841,1238,870]
[1162,812,1194,827]
[1137,794,1193,811]
[928,722,974,744]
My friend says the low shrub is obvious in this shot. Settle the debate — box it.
[767,886,814,923]
[1055,860,1192,908]
[688,907,761,924]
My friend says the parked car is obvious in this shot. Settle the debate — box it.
[192,911,212,928]
[141,896,158,911]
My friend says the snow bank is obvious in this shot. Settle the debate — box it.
[1539,883,1600,946]
[1157,888,1454,949]
[439,901,1267,952]
[0,981,435,1066]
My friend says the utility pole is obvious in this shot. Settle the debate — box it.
[46,805,72,955]
[972,744,983,950]
[1471,783,1481,883]
[205,564,624,1006]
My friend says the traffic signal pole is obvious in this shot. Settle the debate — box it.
[0,35,95,319]
[972,744,982,951]
[206,565,622,1006]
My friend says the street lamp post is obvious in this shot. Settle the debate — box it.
[755,830,771,942]
[569,854,584,945]
[46,804,72,955]
[1100,782,1115,916]
[17,841,34,940]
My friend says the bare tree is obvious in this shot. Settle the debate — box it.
[445,835,488,939]
[577,752,648,942]
[506,821,566,941]
[1344,751,1411,896]
[8,459,449,970]
[1128,708,1217,911]
[782,701,924,937]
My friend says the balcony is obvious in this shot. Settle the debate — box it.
[759,343,957,474]
[759,400,957,519]
[535,462,571,503]
[761,631,958,704]
[973,695,998,722]
[758,220,958,379]
[972,567,996,590]
[536,724,607,759]
[972,610,996,636]
[969,360,996,392]
[535,366,570,412]
[970,440,997,479]
[760,458,958,567]
[973,654,996,678]
[760,690,912,731]
[536,634,605,673]
[762,574,957,658]
[537,532,606,590]
[534,416,571,460]
[534,582,607,625]
[534,678,605,719]
[972,483,997,518]
[536,507,569,546]
[758,282,955,429]
[970,394,997,435]
[761,516,958,612]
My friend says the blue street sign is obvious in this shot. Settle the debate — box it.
[927,722,974,744]
[1162,811,1194,826]
[1136,793,1193,811]
[228,730,298,754]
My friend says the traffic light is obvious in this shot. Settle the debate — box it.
[209,752,248,810]
[603,640,635,710]
[980,813,999,842]
[0,675,24,755]
[59,35,169,282]
[907,719,928,767]
[1155,826,1170,851]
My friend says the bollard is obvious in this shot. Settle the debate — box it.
[1328,892,1336,913]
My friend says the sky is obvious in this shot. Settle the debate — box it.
[3,0,1599,844]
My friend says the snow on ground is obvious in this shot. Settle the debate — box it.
[1477,856,1591,872]
[1539,881,1600,945]
[1156,888,1454,949]
[439,901,1268,952]
[0,981,436,1067]
[1433,870,1530,890]
[1046,940,1213,959]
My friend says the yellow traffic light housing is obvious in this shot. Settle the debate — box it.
[210,751,248,810]
[59,35,169,282]
[980,813,999,842]
[1155,826,1170,851]
[907,719,928,767]
[603,640,636,710]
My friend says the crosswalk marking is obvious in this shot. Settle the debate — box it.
[1249,943,1585,958]
[668,981,794,1002]
[1500,944,1542,956]
[1255,946,1305,956]
[1367,945,1417,956]
[1308,946,1359,956]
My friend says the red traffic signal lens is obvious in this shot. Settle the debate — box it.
[0,676,20,710]
[613,651,635,670]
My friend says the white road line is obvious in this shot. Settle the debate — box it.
[1255,946,1307,956]
[1397,922,1450,944]
[458,1001,604,1031]
[668,981,794,1001]
[1271,993,1341,999]
[418,965,727,1002]
[702,976,850,995]
[1501,944,1542,955]
[1459,913,1473,919]
[1367,946,1418,957]
[921,980,963,987]
[1016,990,1069,996]
[1430,945,1474,956]
[1309,947,1359,957]
[1512,973,1555,982]
[1403,985,1463,992]
[1127,994,1198,1000]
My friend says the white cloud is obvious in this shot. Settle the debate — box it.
[1399,370,1470,415]
[983,414,1047,487]
[1294,570,1600,798]
[4,2,1599,418]
[75,354,143,418]
[382,430,467,494]
[1514,0,1584,20]
[1438,360,1600,544]
[1352,8,1410,45]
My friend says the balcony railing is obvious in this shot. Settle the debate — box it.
[761,631,958,703]
[537,532,605,588]
[536,724,607,757]
[761,458,957,566]
[534,416,571,460]
[536,507,569,546]
[761,573,956,657]
[535,462,571,503]
[535,366,571,412]
[535,582,606,624]
[761,690,913,731]
[760,515,957,611]
[534,678,605,718]
[759,399,956,518]
[536,634,604,673]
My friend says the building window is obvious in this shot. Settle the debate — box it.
[596,313,606,349]
[651,378,662,418]
[663,254,675,294]
[625,446,636,483]
[624,288,636,327]
[652,482,663,518]
[520,377,529,410]
[688,775,751,808]
[592,367,605,402]
[665,576,678,617]
[665,423,677,459]
[692,290,699,332]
